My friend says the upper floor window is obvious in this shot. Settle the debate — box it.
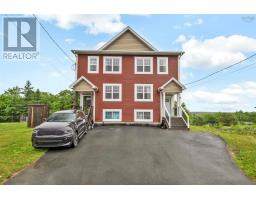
[103,56,122,74]
[134,84,153,102]
[157,57,168,74]
[103,83,122,101]
[135,57,153,74]
[88,56,99,73]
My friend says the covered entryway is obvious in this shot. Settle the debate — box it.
[70,76,98,123]
[159,78,189,129]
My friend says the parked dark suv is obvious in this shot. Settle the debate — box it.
[32,110,87,148]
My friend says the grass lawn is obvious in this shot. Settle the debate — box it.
[191,125,256,182]
[0,122,45,184]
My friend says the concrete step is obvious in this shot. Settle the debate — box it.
[170,117,189,130]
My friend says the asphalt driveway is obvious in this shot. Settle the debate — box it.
[5,126,251,184]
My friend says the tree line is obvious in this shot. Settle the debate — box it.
[0,81,74,122]
[1,81,255,125]
[189,111,256,126]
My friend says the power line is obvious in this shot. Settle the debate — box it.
[184,52,256,86]
[186,59,256,90]
[32,14,75,64]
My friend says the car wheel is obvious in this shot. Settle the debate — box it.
[71,133,78,148]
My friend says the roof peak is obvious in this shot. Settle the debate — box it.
[99,26,157,51]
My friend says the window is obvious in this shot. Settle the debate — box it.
[88,56,99,73]
[134,84,153,102]
[103,56,122,74]
[103,109,122,121]
[134,109,153,122]
[157,57,168,74]
[103,84,122,101]
[135,57,153,74]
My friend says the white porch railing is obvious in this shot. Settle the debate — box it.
[181,106,190,129]
[163,103,171,128]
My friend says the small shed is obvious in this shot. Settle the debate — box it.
[27,104,49,128]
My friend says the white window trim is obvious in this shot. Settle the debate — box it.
[88,56,99,73]
[134,84,153,102]
[134,57,153,74]
[134,109,153,122]
[103,83,122,102]
[157,57,168,74]
[103,56,122,74]
[103,109,122,122]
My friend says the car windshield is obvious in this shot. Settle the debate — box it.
[47,113,76,122]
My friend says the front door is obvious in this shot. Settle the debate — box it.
[165,96,172,116]
[82,95,92,114]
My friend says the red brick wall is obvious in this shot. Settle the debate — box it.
[77,54,179,123]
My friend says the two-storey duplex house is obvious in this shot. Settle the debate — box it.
[70,27,189,129]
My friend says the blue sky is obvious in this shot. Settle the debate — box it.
[0,14,256,112]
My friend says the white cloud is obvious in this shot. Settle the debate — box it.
[37,14,126,35]
[49,70,68,78]
[184,22,192,27]
[175,35,187,43]
[174,18,203,29]
[177,35,256,69]
[65,38,75,44]
[181,71,194,82]
[50,72,62,77]
[95,41,106,50]
[183,81,256,111]
[195,18,203,25]
[221,81,256,96]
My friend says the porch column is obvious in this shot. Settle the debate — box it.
[170,95,175,117]
[177,93,182,117]
[79,93,83,110]
[162,91,166,116]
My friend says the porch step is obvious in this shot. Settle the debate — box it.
[170,117,189,130]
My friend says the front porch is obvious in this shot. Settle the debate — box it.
[159,78,189,130]
[70,76,97,125]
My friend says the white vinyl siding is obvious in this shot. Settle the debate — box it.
[103,83,122,101]
[134,57,153,74]
[134,84,153,102]
[103,109,122,122]
[134,109,153,122]
[157,57,168,74]
[103,56,122,74]
[88,56,99,73]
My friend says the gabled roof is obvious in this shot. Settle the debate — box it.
[99,26,157,51]
[158,77,186,91]
[69,76,98,90]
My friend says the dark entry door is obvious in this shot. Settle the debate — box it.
[83,95,92,114]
